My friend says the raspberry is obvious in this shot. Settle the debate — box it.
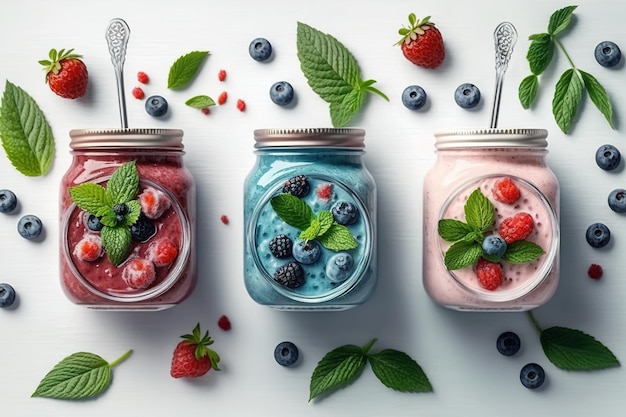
[218,69,227,81]
[122,258,157,289]
[139,186,171,219]
[316,183,334,203]
[282,175,310,198]
[147,239,179,267]
[269,234,292,258]
[201,107,210,115]
[220,215,229,225]
[493,177,520,204]
[588,263,603,280]
[475,258,503,291]
[236,99,246,112]
[274,262,305,289]
[499,212,534,244]
[217,315,231,330]
[137,71,149,84]
[218,91,228,105]
[132,87,145,99]
[73,234,103,262]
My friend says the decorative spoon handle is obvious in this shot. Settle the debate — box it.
[490,22,518,128]
[105,18,131,128]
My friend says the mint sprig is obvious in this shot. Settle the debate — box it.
[0,80,55,176]
[270,193,357,251]
[309,338,432,401]
[167,51,210,90]
[518,5,614,134]
[296,22,389,127]
[68,161,141,266]
[32,349,132,400]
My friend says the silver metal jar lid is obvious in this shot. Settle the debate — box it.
[69,128,184,150]
[434,128,548,150]
[254,128,365,149]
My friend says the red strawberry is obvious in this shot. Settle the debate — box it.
[475,258,503,291]
[499,212,534,244]
[73,234,103,262]
[122,258,157,289]
[170,323,221,378]
[493,177,521,204]
[39,48,88,99]
[147,239,178,267]
[395,14,445,69]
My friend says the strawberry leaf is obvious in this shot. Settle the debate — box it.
[552,68,583,134]
[540,326,620,371]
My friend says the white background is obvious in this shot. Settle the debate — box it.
[1,0,625,415]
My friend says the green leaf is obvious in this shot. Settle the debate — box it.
[316,210,334,236]
[464,188,495,232]
[32,350,132,400]
[101,226,131,266]
[552,68,583,134]
[437,219,476,243]
[519,74,539,109]
[309,344,367,401]
[443,240,483,270]
[540,326,620,371]
[317,224,358,251]
[300,219,321,241]
[107,161,139,204]
[0,80,55,176]
[167,51,210,90]
[68,183,111,215]
[123,200,141,227]
[329,88,366,128]
[526,33,554,75]
[502,241,545,263]
[270,193,314,231]
[368,349,432,393]
[579,70,614,129]
[547,5,577,36]
[185,95,215,109]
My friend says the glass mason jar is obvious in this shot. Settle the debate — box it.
[59,128,196,310]
[244,128,377,310]
[423,128,560,311]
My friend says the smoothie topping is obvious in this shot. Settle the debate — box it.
[395,14,445,69]
[170,323,221,379]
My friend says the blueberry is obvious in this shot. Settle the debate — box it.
[130,213,156,242]
[330,200,359,225]
[249,37,272,62]
[0,189,17,213]
[585,222,611,248]
[595,144,621,171]
[520,363,545,389]
[482,236,507,259]
[454,83,481,109]
[17,214,42,240]
[595,41,622,68]
[86,213,104,232]
[113,203,128,215]
[145,95,168,117]
[496,331,521,356]
[608,189,626,213]
[269,81,294,106]
[326,252,354,283]
[292,239,321,264]
[401,85,427,110]
[0,283,16,308]
[274,341,299,366]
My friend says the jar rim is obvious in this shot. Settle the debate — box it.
[254,128,365,149]
[434,128,548,150]
[69,128,184,150]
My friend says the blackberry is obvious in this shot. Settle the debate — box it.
[282,175,310,198]
[274,262,305,289]
[131,213,156,242]
[269,234,293,258]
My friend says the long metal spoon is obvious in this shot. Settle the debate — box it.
[105,18,131,128]
[490,22,518,128]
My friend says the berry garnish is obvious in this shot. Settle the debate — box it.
[482,235,507,259]
[236,99,246,112]
[269,81,294,106]
[85,213,104,232]
[170,323,220,378]
[145,95,168,117]
[492,177,521,204]
[587,263,603,280]
[138,186,171,219]
[0,283,16,308]
[454,83,481,109]
[130,213,156,243]
[282,175,310,198]
[217,91,228,105]
[274,262,305,289]
[496,331,521,356]
[137,71,149,84]
[315,183,334,203]
[0,189,18,213]
[292,239,321,265]
[220,214,229,225]
[132,87,145,99]
[39,48,88,99]
[594,41,621,68]
[201,107,210,115]
[17,214,43,240]
[249,37,272,62]
[274,341,299,367]
[395,14,445,69]
[147,239,178,267]
[330,200,359,225]
[475,258,503,291]
[217,315,231,331]
[121,258,157,290]
[73,235,104,262]
[218,69,227,81]
[595,144,621,171]
[519,363,545,389]
[401,85,427,110]
[585,223,611,248]
[269,234,293,258]
[608,188,626,213]
[326,252,354,283]
[499,212,534,244]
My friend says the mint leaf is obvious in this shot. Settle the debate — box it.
[107,161,139,204]
[296,22,388,128]
[0,80,54,176]
[99,207,118,228]
[317,224,358,251]
[443,240,483,270]
[438,219,476,243]
[547,5,577,36]
[185,95,215,109]
[317,210,334,236]
[123,200,141,227]
[502,241,545,263]
[552,68,583,134]
[368,349,432,393]
[68,183,112,215]
[526,33,553,75]
[580,70,614,128]
[309,344,367,401]
[519,75,539,109]
[270,194,314,230]
[101,225,131,266]
[167,51,210,90]
[464,188,494,232]
[540,326,620,371]
[32,350,132,399]
[300,219,321,241]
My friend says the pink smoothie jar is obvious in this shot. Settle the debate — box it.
[59,129,196,310]
[422,128,560,311]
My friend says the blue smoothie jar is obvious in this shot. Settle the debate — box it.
[244,128,377,310]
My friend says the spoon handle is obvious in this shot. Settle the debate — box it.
[105,18,131,128]
[490,22,518,129]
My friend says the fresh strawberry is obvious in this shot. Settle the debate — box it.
[39,48,88,99]
[147,239,178,267]
[493,177,521,204]
[395,14,445,69]
[121,258,157,289]
[138,186,171,219]
[475,258,503,291]
[170,323,221,378]
[499,212,534,244]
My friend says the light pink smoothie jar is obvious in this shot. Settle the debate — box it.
[59,129,196,310]
[422,128,560,311]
